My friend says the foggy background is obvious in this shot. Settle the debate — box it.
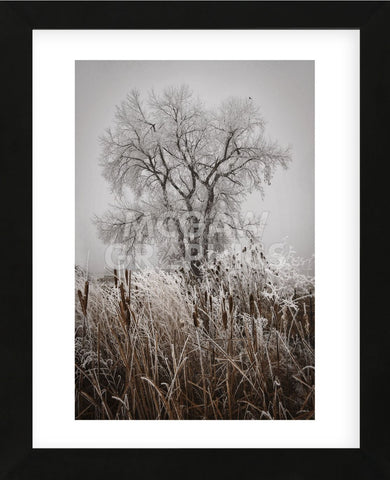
[76,61,314,274]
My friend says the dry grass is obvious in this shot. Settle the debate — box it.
[75,246,314,420]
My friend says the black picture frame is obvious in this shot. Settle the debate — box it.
[1,1,387,478]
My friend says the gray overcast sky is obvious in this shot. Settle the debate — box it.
[76,61,314,273]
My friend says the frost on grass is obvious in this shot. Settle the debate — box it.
[75,245,314,420]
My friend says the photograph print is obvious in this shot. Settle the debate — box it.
[75,61,315,420]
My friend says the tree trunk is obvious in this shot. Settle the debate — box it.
[202,185,215,263]
[188,214,202,276]
[202,219,211,262]
[174,218,186,259]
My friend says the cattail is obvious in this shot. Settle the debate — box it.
[128,270,132,307]
[281,307,288,333]
[251,317,257,350]
[309,289,314,323]
[97,322,101,378]
[222,309,228,330]
[203,314,210,334]
[119,282,126,306]
[119,300,130,328]
[303,303,310,336]
[77,289,86,316]
[228,295,233,314]
[193,306,199,328]
[249,293,255,317]
[257,299,262,318]
[114,269,118,288]
[84,281,89,311]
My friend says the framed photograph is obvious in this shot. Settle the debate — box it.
[2,0,386,477]
[73,58,316,423]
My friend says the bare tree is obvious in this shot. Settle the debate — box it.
[96,85,291,273]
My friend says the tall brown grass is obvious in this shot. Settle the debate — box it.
[75,247,314,420]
